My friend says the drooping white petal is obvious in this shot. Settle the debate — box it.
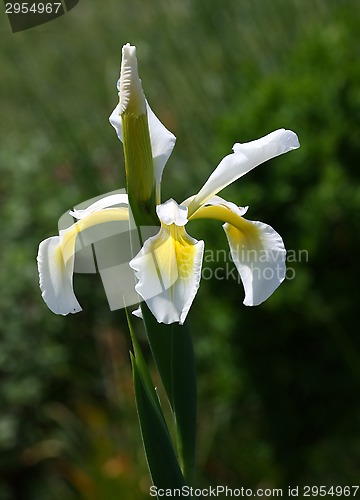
[224,219,286,306]
[37,235,81,315]
[69,193,128,220]
[188,129,299,216]
[37,207,129,315]
[129,221,204,325]
[109,101,176,188]
[190,200,286,305]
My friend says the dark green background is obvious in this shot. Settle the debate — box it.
[1,0,359,498]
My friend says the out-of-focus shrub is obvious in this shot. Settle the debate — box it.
[193,5,360,487]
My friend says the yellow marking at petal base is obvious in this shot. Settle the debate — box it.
[189,205,261,249]
[170,225,197,280]
[60,208,129,265]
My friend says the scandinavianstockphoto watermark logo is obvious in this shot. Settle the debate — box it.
[59,190,309,313]
[4,0,79,32]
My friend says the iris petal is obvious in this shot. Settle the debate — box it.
[146,102,176,189]
[129,223,204,324]
[224,219,286,306]
[37,235,81,315]
[191,202,286,306]
[188,129,299,216]
[37,207,129,315]
[69,193,128,220]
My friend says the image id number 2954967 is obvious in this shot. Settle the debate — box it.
[303,485,359,496]
[5,3,62,14]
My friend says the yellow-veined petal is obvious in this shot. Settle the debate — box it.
[129,200,203,324]
[37,207,129,315]
[37,235,82,315]
[190,203,286,306]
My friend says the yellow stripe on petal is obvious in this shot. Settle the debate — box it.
[190,204,261,246]
[130,223,204,325]
[37,207,129,315]
[60,208,129,265]
[37,235,82,315]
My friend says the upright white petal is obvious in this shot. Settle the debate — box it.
[118,43,146,116]
[129,200,203,324]
[224,219,286,306]
[109,101,176,189]
[109,44,176,192]
[188,129,299,215]
[156,198,188,226]
[146,102,176,187]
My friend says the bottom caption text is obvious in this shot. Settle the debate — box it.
[150,485,359,497]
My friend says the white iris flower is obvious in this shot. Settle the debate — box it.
[37,44,300,324]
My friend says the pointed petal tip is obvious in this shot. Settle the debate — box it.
[119,43,145,116]
[132,306,143,319]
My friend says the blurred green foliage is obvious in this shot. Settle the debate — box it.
[1,0,360,498]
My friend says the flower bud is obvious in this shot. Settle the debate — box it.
[118,44,156,225]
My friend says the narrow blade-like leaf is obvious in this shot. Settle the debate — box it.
[141,304,197,484]
[131,354,186,492]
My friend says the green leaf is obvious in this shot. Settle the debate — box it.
[141,304,197,484]
[126,308,163,420]
[131,354,186,492]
